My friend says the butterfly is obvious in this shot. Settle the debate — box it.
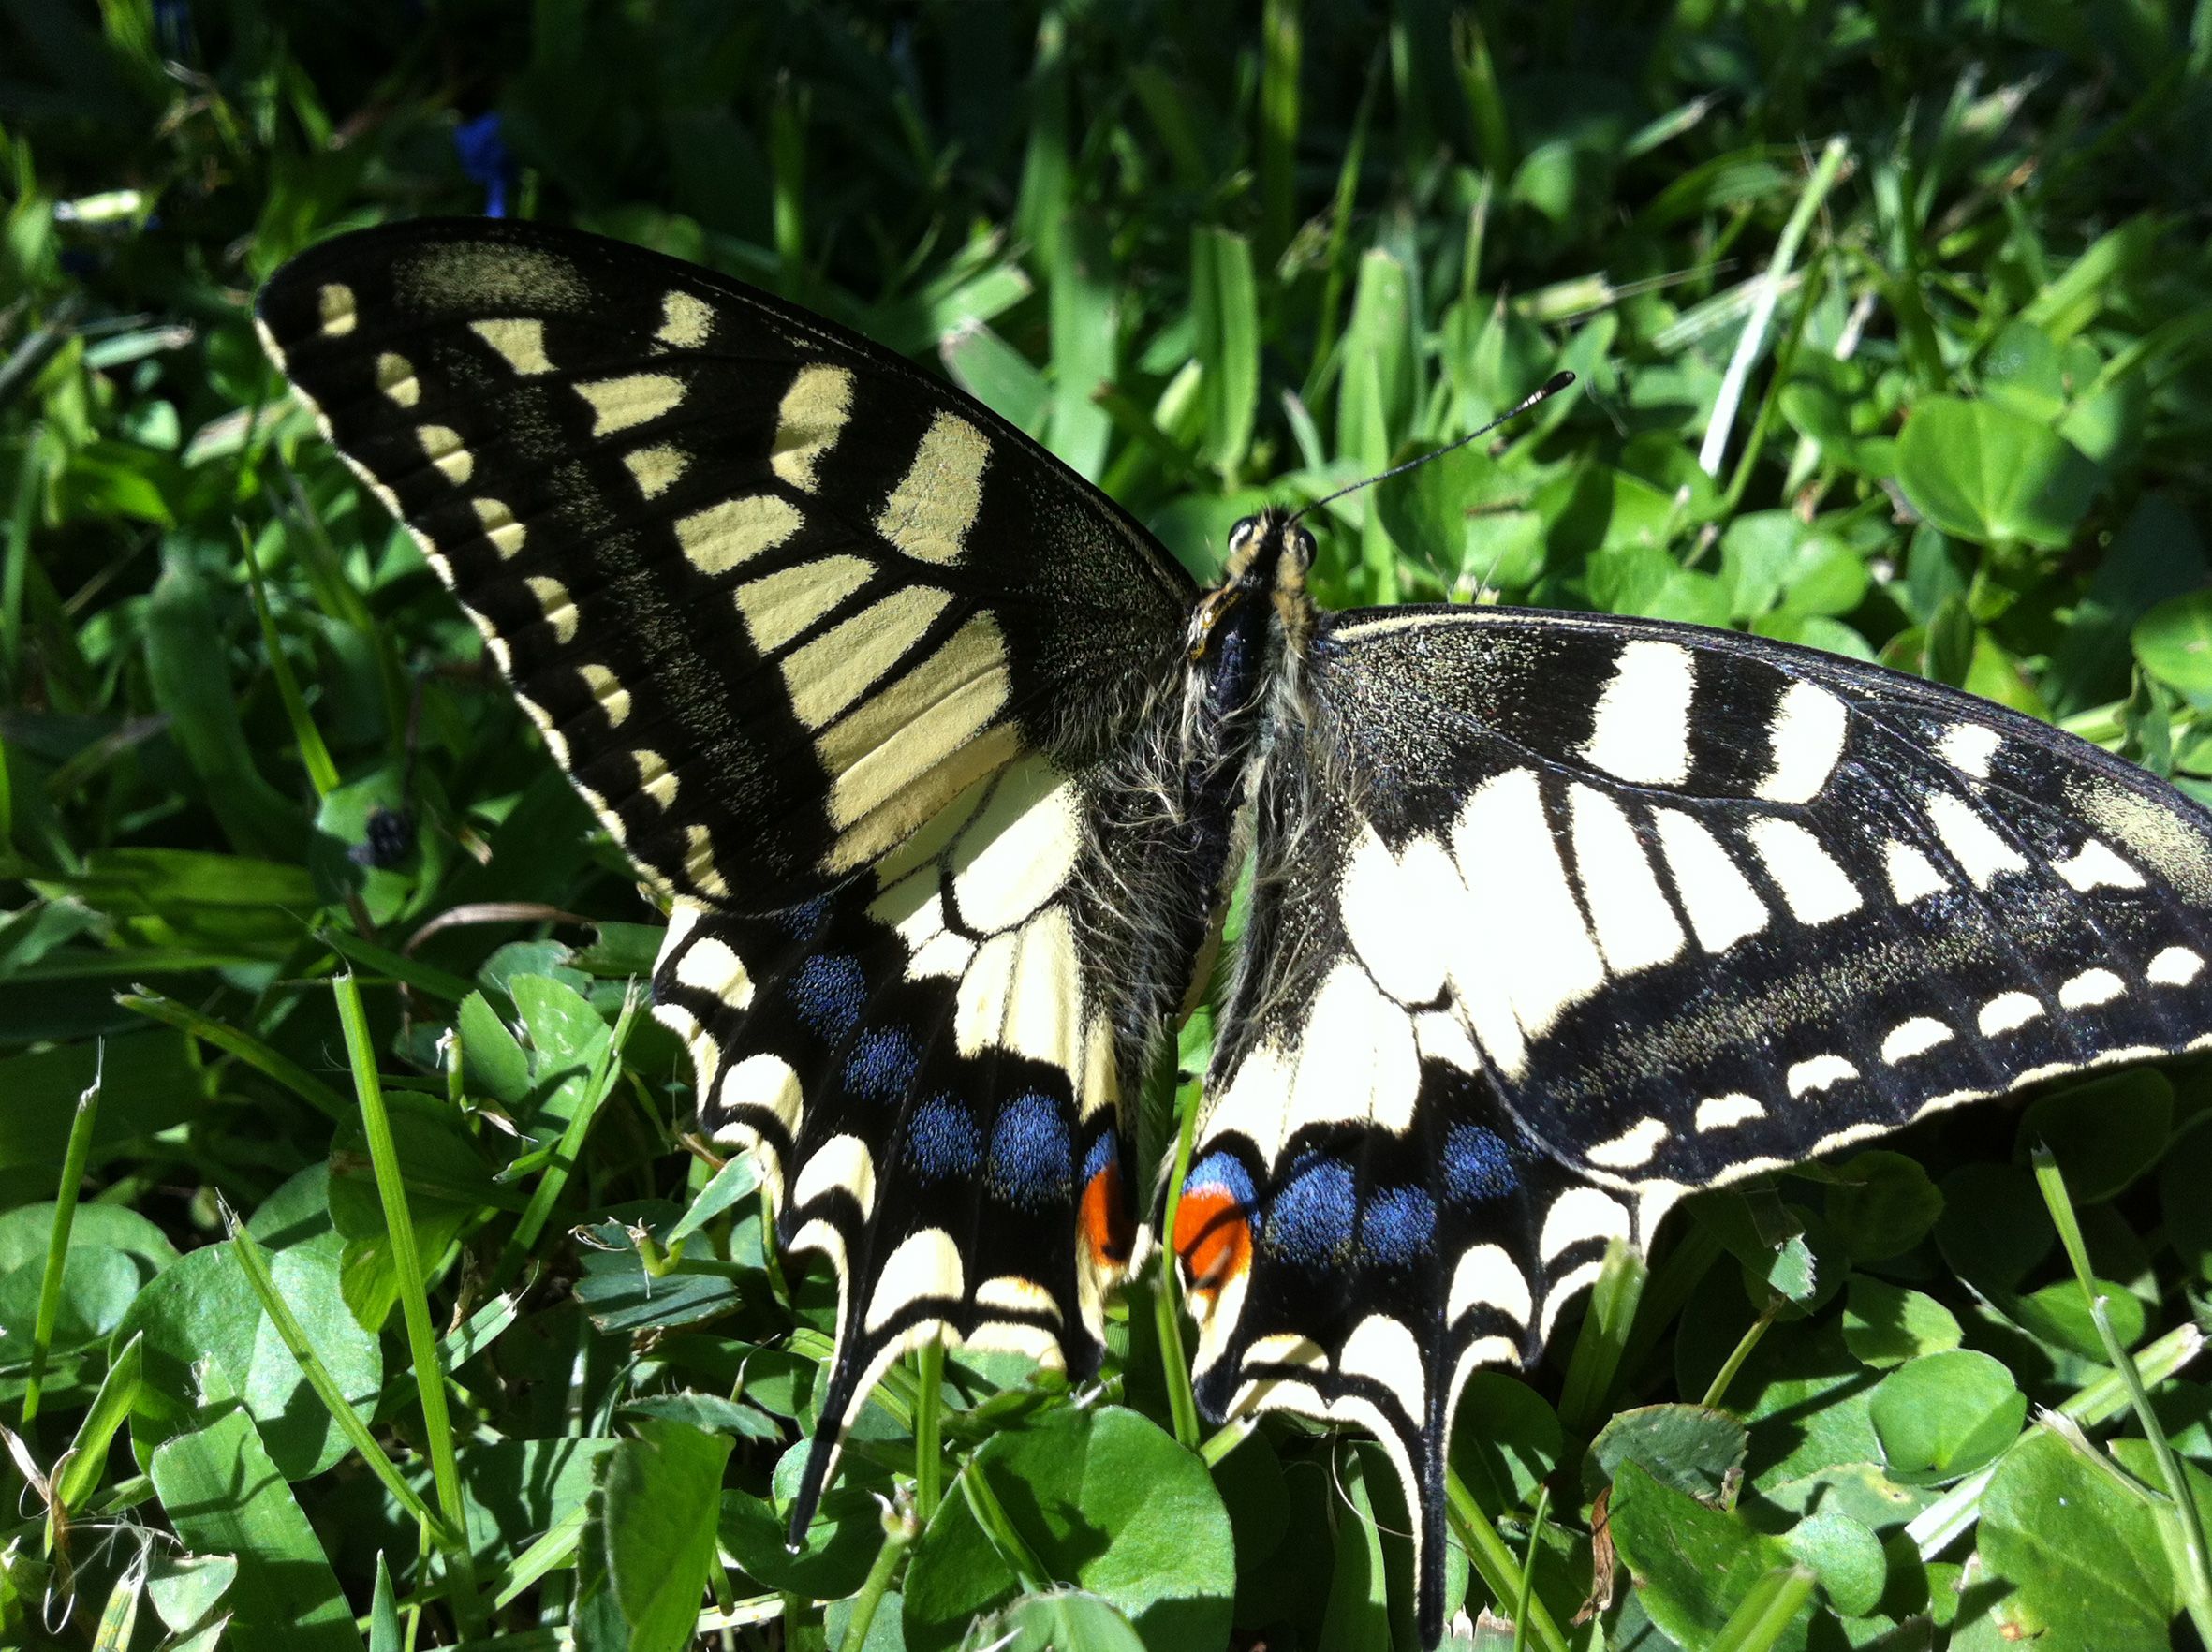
[257,218,2212,1644]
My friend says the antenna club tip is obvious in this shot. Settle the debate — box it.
[1543,369,1576,394]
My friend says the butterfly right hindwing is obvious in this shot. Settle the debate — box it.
[1178,600,2212,1642]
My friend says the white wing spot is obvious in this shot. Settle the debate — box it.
[1285,962,1422,1136]
[2057,967,2125,1010]
[792,1133,877,1217]
[1977,991,2043,1035]
[1448,768,1604,1077]
[673,936,753,1008]
[581,663,630,728]
[656,290,714,348]
[735,556,873,656]
[635,749,679,810]
[470,497,526,558]
[1880,1016,1953,1064]
[1883,839,1947,904]
[1695,1093,1766,1131]
[1585,1116,1669,1170]
[1787,1054,1859,1097]
[949,761,1084,934]
[624,445,687,499]
[2149,946,2205,986]
[1757,682,1849,804]
[1937,723,2002,780]
[525,576,577,643]
[771,365,857,494]
[1927,794,2028,888]
[317,283,357,336]
[781,586,951,730]
[1447,1245,1532,1325]
[1569,787,1685,974]
[2055,838,2146,892]
[1538,1187,1630,1263]
[683,824,728,899]
[719,1053,803,1138]
[1653,807,1768,951]
[1747,818,1863,925]
[1338,1315,1427,1416]
[375,351,420,406]
[676,494,804,578]
[864,1227,964,1333]
[1414,1011,1481,1073]
[1244,1333,1331,1370]
[975,1276,1060,1320]
[417,424,472,485]
[1340,829,1461,1006]
[469,317,553,375]
[1581,640,1696,786]
[575,372,686,436]
[876,412,990,564]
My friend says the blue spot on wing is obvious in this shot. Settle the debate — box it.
[843,1025,920,1105]
[1262,1154,1356,1265]
[907,1093,983,1182]
[1360,1186,1437,1266]
[1083,1128,1121,1186]
[774,894,836,940]
[789,953,866,1043]
[1183,1149,1256,1208]
[986,1093,1073,1208]
[1443,1125,1517,1204]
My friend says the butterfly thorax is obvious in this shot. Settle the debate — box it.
[1049,509,1319,1130]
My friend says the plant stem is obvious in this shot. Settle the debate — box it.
[1511,1482,1550,1652]
[2033,1144,2212,1647]
[912,1335,944,1527]
[1702,1302,1781,1410]
[839,1497,916,1652]
[1445,1468,1570,1652]
[1155,1077,1205,1451]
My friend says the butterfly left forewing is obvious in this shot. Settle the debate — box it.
[1180,602,2212,1642]
[257,220,1193,912]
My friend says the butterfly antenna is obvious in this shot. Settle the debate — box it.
[1289,370,1575,525]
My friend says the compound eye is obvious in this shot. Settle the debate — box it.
[1228,516,1261,549]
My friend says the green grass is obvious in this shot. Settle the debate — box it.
[7,2,2212,1648]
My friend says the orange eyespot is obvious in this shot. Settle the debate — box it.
[1172,1185,1253,1307]
[1078,1156,1133,1269]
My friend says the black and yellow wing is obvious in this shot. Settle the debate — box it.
[1177,604,2212,1641]
[257,220,1202,1528]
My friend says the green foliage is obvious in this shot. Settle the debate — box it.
[6,2,2212,1648]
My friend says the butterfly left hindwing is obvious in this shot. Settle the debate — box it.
[1179,600,2212,1639]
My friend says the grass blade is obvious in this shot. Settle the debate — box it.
[21,1045,101,1429]
[333,971,483,1635]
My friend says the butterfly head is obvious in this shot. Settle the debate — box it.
[1187,507,1316,665]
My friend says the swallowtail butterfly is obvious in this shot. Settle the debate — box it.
[258,220,2212,1643]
